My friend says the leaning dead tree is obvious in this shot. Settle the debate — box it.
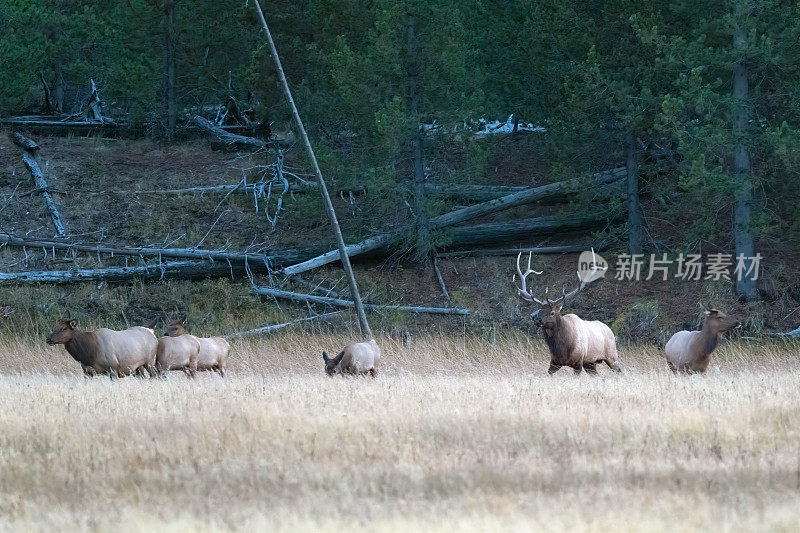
[283,171,624,276]
[251,0,372,336]
[253,286,470,315]
[10,132,66,236]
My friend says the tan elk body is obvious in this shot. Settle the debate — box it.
[46,317,158,377]
[323,339,381,377]
[166,320,230,376]
[514,251,620,375]
[664,308,740,373]
[156,334,200,377]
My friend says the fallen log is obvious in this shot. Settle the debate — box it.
[436,244,596,258]
[0,232,312,267]
[11,132,40,151]
[226,311,345,339]
[425,167,625,203]
[192,116,267,150]
[283,171,625,275]
[11,132,66,236]
[446,216,609,247]
[253,286,470,315]
[0,260,248,284]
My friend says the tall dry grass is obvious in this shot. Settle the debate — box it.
[1,333,799,532]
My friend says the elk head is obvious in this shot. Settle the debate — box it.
[513,249,606,329]
[46,314,77,345]
[166,318,187,337]
[322,351,344,376]
[699,304,740,335]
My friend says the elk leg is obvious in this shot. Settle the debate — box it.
[583,362,598,375]
[547,362,561,375]
[605,360,622,373]
[369,368,377,378]
[572,364,582,376]
[216,365,226,378]
[81,365,96,378]
[667,361,678,374]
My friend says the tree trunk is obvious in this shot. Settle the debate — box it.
[165,0,177,141]
[251,0,372,337]
[626,133,643,254]
[406,15,429,262]
[733,4,757,300]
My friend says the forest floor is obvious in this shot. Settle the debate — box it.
[1,333,799,532]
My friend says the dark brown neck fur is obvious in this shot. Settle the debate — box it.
[542,315,574,364]
[700,323,720,356]
[64,330,100,366]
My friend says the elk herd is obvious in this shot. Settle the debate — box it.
[44,252,741,379]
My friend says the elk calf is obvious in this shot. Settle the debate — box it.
[514,251,620,375]
[664,308,740,373]
[323,339,381,377]
[46,316,157,378]
[166,320,230,377]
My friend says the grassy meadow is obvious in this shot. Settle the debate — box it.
[1,333,799,532]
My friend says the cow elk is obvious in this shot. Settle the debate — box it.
[323,339,381,377]
[514,251,620,375]
[166,319,230,377]
[46,315,158,378]
[156,331,200,378]
[664,306,740,373]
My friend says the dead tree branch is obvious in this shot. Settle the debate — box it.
[226,311,345,339]
[252,286,470,315]
[192,115,267,150]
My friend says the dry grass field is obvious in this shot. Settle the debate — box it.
[1,332,799,532]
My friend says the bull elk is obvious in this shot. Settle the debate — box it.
[664,306,740,373]
[166,319,230,377]
[46,315,158,378]
[514,251,620,375]
[323,339,381,377]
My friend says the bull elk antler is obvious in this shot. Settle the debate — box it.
[514,248,606,306]
[513,251,545,304]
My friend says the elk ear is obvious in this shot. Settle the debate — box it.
[68,320,76,329]
[552,302,563,313]
[322,351,329,362]
[333,351,345,365]
[703,310,711,316]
